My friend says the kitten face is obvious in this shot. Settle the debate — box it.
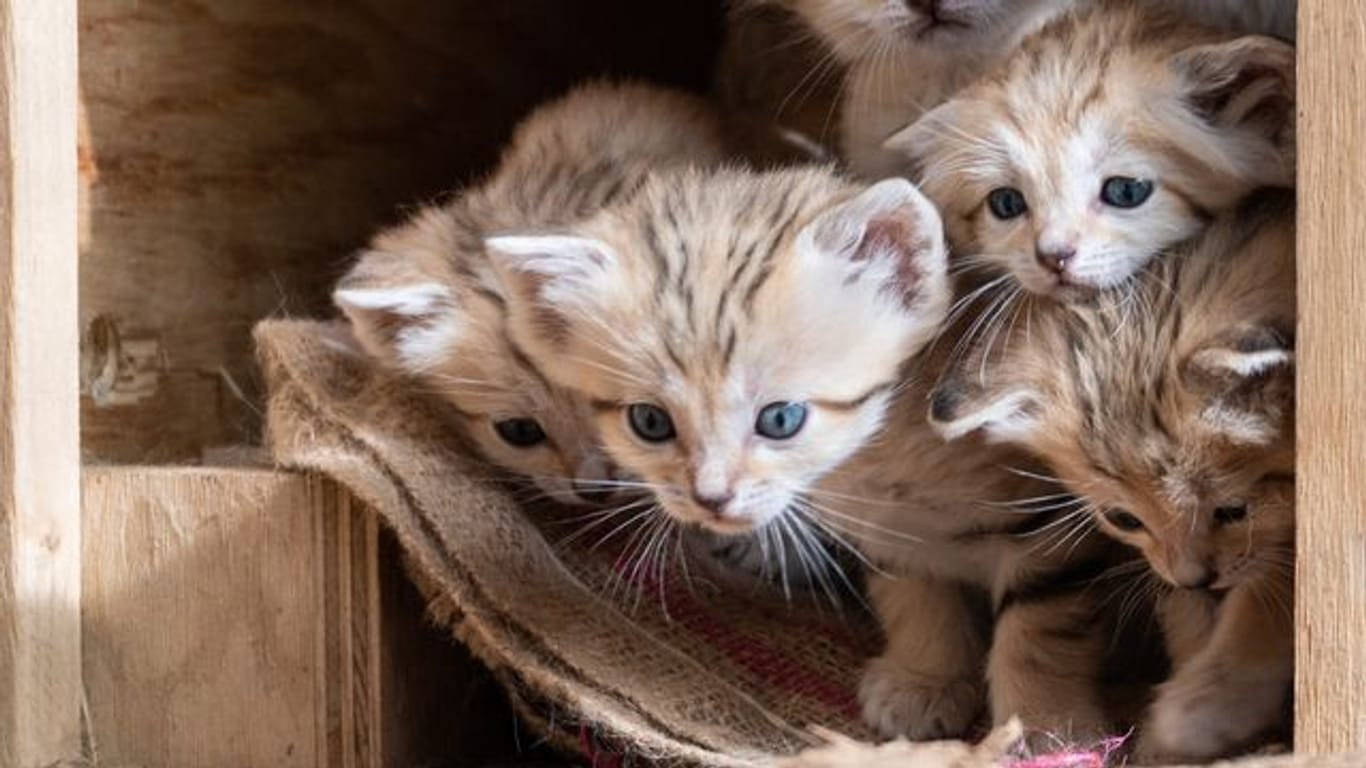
[490,169,950,535]
[335,220,618,508]
[890,2,1295,300]
[931,197,1295,590]
[780,0,1065,61]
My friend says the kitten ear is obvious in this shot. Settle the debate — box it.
[801,178,949,313]
[927,371,1044,445]
[1183,326,1294,445]
[484,234,618,345]
[881,100,961,176]
[333,250,463,373]
[1173,35,1295,150]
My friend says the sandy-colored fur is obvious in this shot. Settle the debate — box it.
[334,82,772,505]
[759,0,1293,179]
[488,165,950,537]
[930,192,1296,762]
[890,0,1295,300]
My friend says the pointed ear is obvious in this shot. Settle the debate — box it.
[882,100,962,176]
[484,234,618,346]
[1183,325,1295,444]
[1173,35,1295,150]
[800,178,949,314]
[333,251,463,373]
[928,372,1044,445]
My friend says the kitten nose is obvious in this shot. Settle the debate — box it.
[1035,248,1075,275]
[691,491,734,518]
[1175,567,1216,591]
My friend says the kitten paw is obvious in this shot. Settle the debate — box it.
[1136,665,1286,763]
[858,656,983,740]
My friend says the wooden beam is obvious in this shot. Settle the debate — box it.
[0,0,82,764]
[1296,0,1366,754]
[82,468,380,767]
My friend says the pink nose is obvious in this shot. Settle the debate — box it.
[691,491,734,518]
[1036,248,1075,274]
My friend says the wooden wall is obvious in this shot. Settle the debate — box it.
[78,0,725,463]
[1296,0,1366,754]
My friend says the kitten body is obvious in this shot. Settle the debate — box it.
[891,0,1294,300]
[335,82,769,505]
[489,163,1139,742]
[930,193,1296,762]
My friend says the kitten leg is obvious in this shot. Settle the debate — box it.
[1137,571,1294,763]
[988,590,1112,744]
[860,572,987,740]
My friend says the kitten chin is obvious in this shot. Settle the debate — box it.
[886,1,1295,300]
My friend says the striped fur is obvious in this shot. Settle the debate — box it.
[335,82,776,505]
[889,0,1295,299]
[931,192,1296,761]
[489,165,950,536]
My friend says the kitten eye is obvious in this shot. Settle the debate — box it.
[1099,177,1154,209]
[493,418,547,448]
[755,401,808,440]
[627,403,676,443]
[1104,509,1145,532]
[1214,505,1248,525]
[986,187,1029,220]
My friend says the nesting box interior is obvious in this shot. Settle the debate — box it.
[2,0,1358,765]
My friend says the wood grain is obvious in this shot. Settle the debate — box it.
[1296,0,1366,754]
[82,468,377,767]
[77,0,723,463]
[0,0,83,765]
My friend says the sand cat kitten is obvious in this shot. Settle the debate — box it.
[487,166,950,533]
[763,0,1293,178]
[889,0,1294,301]
[930,192,1295,762]
[335,82,775,506]
[488,164,1143,742]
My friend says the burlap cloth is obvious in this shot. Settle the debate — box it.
[256,319,1363,768]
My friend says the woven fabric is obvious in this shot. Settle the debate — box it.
[257,319,880,766]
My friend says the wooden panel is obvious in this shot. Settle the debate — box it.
[1296,0,1366,754]
[77,0,724,463]
[0,0,83,765]
[82,468,377,767]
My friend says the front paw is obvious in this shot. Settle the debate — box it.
[1137,666,1286,763]
[858,655,983,740]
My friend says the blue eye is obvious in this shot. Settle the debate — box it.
[755,401,808,440]
[986,187,1028,220]
[493,418,547,448]
[627,404,676,443]
[1100,177,1154,208]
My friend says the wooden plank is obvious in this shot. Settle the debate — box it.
[0,0,83,764]
[76,0,724,463]
[82,468,379,767]
[1296,0,1366,754]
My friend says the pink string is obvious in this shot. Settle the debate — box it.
[1008,731,1131,768]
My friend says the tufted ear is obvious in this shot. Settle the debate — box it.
[927,371,1045,445]
[333,250,463,374]
[1172,35,1295,153]
[799,178,949,315]
[1183,325,1294,445]
[484,234,619,346]
[881,99,966,177]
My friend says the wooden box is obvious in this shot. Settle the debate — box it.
[1,1,1361,766]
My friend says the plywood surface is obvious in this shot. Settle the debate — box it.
[1295,0,1366,755]
[78,0,724,463]
[0,0,83,765]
